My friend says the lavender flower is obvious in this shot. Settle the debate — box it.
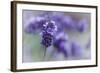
[53,32,68,57]
[53,38,68,57]
[77,19,88,32]
[41,20,57,48]
[71,42,82,57]
[40,20,58,58]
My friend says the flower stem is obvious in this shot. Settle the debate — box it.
[43,47,47,60]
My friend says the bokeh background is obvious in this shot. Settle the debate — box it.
[22,10,91,63]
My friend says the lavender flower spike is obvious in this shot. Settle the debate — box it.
[71,41,82,57]
[41,20,57,58]
[53,38,68,57]
[77,19,88,32]
[53,32,68,57]
[41,20,57,48]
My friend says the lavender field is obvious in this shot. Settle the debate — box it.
[22,10,91,63]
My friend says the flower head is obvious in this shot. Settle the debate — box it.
[41,20,57,48]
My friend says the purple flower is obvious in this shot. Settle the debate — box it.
[53,38,68,57]
[53,33,68,57]
[77,19,88,32]
[71,42,82,57]
[41,20,57,48]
